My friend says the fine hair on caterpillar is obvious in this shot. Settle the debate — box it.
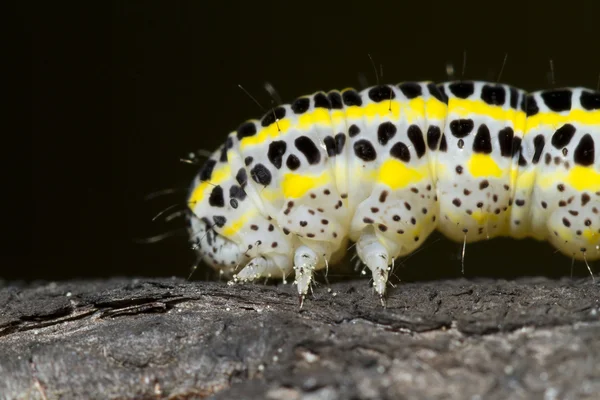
[175,76,600,308]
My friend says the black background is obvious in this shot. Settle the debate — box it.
[27,1,600,282]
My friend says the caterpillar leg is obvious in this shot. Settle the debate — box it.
[232,254,293,283]
[293,244,329,308]
[356,230,390,306]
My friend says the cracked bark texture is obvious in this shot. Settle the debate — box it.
[0,277,599,400]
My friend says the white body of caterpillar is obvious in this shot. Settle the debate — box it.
[187,80,600,304]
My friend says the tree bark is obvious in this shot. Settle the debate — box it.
[1,277,599,399]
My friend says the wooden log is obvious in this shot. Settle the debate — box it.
[1,277,599,399]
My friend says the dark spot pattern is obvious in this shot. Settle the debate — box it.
[323,136,336,157]
[286,154,301,170]
[349,124,361,137]
[342,90,362,106]
[199,159,216,182]
[377,122,397,145]
[379,191,388,203]
[574,134,595,166]
[552,124,576,149]
[295,136,321,165]
[390,142,410,162]
[582,193,591,206]
[292,98,310,114]
[335,133,346,155]
[511,136,523,159]
[261,106,286,127]
[353,140,377,161]
[328,92,343,109]
[313,92,331,109]
[426,126,441,150]
[398,82,422,99]
[229,185,246,201]
[481,84,506,105]
[407,125,426,158]
[509,87,519,108]
[236,168,248,186]
[428,83,448,103]
[450,119,474,138]
[267,140,287,169]
[208,186,225,207]
[498,127,514,157]
[580,90,600,110]
[213,215,226,228]
[448,82,474,99]
[526,95,539,116]
[541,90,572,112]
[472,124,492,154]
[368,85,395,102]
[438,135,448,152]
[236,122,257,140]
[250,163,272,186]
[437,85,447,102]
[244,156,253,166]
[532,135,545,164]
[519,154,527,167]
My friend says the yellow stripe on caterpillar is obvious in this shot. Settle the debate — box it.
[525,109,600,133]
[281,171,330,199]
[188,165,231,207]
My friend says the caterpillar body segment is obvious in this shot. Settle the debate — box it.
[435,81,527,244]
[187,80,600,303]
[520,87,600,260]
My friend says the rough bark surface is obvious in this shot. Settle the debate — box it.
[0,277,599,400]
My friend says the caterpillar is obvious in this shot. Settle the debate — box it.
[186,80,600,306]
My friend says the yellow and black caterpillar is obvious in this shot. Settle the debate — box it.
[187,80,599,305]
